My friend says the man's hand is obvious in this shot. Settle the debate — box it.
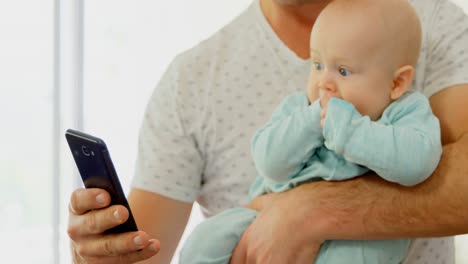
[230,191,323,264]
[68,188,160,264]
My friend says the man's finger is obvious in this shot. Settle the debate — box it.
[86,205,129,235]
[119,241,160,263]
[77,231,157,257]
[84,241,160,264]
[69,188,111,215]
[69,204,129,238]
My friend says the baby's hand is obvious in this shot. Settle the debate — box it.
[320,94,331,128]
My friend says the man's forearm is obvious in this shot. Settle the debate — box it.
[296,133,468,241]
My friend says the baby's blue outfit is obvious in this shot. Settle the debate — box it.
[180,91,442,264]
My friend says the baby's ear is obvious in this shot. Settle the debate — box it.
[391,65,414,100]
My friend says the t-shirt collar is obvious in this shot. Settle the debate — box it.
[250,0,311,66]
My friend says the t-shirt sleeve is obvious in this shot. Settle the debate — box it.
[423,0,468,98]
[131,58,204,203]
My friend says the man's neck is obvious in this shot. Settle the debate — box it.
[259,0,329,59]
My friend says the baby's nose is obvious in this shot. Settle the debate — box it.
[318,76,337,94]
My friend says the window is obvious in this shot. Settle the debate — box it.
[0,0,58,263]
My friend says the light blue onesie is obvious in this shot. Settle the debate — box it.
[180,91,442,264]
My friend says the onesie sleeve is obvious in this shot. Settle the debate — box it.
[132,58,204,203]
[251,94,323,184]
[423,0,468,98]
[323,93,442,186]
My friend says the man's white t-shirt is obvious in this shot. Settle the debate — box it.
[132,0,468,263]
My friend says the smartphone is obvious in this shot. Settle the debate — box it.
[65,129,138,234]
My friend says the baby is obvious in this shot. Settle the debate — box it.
[180,0,442,263]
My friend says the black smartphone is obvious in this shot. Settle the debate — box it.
[65,129,138,234]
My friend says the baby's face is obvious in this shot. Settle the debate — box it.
[307,2,402,121]
[307,44,394,121]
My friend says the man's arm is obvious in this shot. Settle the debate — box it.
[129,188,193,264]
[231,84,468,264]
[430,85,468,146]
[297,84,468,240]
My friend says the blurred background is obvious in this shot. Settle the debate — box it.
[0,0,467,263]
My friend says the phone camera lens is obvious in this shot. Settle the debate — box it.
[81,146,91,156]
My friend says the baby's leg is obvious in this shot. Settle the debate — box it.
[179,207,258,264]
[314,239,411,264]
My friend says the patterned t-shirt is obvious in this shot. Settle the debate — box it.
[132,0,468,263]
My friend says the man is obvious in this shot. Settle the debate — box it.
[67,0,468,263]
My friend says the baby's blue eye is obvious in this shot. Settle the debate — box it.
[314,62,323,71]
[339,67,350,76]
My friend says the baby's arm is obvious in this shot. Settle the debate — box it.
[323,93,442,186]
[251,93,323,183]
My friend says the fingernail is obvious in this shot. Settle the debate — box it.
[96,194,106,204]
[134,236,143,246]
[113,210,121,221]
[148,241,158,252]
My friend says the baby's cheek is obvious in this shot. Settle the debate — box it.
[346,97,366,114]
[307,84,319,102]
[354,102,379,120]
